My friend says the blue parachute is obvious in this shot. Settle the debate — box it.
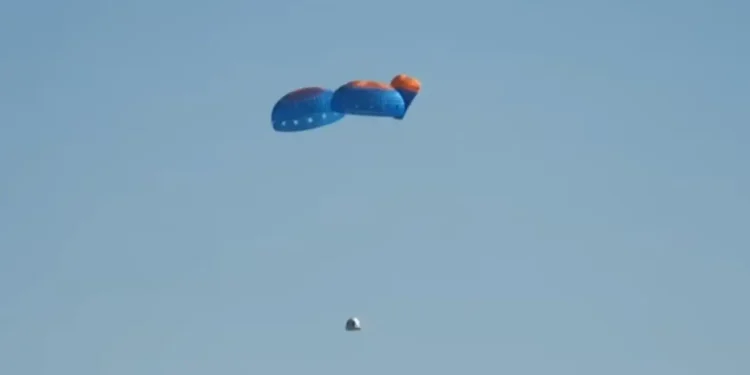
[330,75,421,120]
[390,74,421,119]
[331,81,406,118]
[271,87,345,132]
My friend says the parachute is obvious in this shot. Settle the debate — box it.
[389,74,421,119]
[271,87,345,132]
[331,81,406,118]
[330,74,421,120]
[271,75,420,132]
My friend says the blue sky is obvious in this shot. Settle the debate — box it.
[1,0,748,374]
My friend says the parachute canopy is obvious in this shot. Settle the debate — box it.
[331,74,421,120]
[271,87,345,132]
[271,75,420,132]
[331,81,406,118]
[390,74,421,119]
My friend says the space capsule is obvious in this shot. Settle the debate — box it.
[345,317,361,331]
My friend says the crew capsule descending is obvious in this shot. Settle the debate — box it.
[345,317,361,331]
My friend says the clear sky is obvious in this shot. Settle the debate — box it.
[1,0,748,374]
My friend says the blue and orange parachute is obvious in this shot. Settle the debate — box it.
[331,81,405,118]
[389,74,421,119]
[271,87,345,132]
[271,74,420,132]
[331,74,421,120]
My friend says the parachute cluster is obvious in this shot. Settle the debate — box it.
[269,74,422,331]
[271,74,421,132]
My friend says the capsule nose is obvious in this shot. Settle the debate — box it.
[345,318,361,331]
